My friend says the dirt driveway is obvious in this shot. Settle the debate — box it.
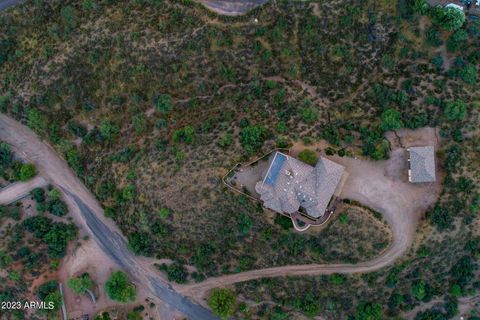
[198,0,269,15]
[176,127,442,301]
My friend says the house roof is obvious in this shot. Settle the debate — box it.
[409,146,436,183]
[255,152,345,218]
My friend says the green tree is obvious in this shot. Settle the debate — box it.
[67,273,94,294]
[447,29,468,52]
[18,163,37,181]
[100,119,119,140]
[300,107,319,124]
[155,94,173,114]
[132,114,147,134]
[218,133,233,148]
[298,149,318,166]
[239,125,270,154]
[173,125,195,144]
[331,273,346,285]
[412,280,426,300]
[105,271,136,303]
[381,108,403,131]
[208,288,236,319]
[45,291,62,310]
[47,199,68,216]
[450,284,461,297]
[431,7,466,32]
[355,302,383,320]
[27,109,47,133]
[237,213,252,236]
[122,184,136,201]
[444,100,467,121]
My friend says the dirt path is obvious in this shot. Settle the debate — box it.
[0,114,218,320]
[176,128,442,301]
[0,175,47,204]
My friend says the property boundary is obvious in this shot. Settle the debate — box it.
[222,148,341,232]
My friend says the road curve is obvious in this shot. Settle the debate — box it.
[176,142,441,299]
[0,0,270,15]
[0,175,47,204]
[0,0,20,11]
[198,0,269,15]
[0,113,219,320]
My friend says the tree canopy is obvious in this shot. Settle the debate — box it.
[105,270,136,303]
[208,288,237,319]
[67,273,94,294]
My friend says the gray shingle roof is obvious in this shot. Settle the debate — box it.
[255,152,345,219]
[409,146,436,183]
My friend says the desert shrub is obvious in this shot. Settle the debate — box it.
[67,273,94,294]
[159,263,188,284]
[105,270,136,303]
[381,108,403,131]
[47,199,68,216]
[31,188,46,203]
[444,100,467,121]
[300,107,319,124]
[355,301,383,320]
[208,288,236,319]
[239,125,270,154]
[17,163,36,181]
[298,149,318,166]
[173,125,195,144]
[100,119,119,141]
[23,216,77,258]
[218,133,233,148]
[447,29,468,52]
[412,280,426,300]
[236,213,252,236]
[431,7,465,31]
[429,204,453,231]
[155,94,173,113]
[425,26,442,47]
[128,232,153,256]
[132,114,147,134]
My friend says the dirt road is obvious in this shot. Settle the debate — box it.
[0,112,441,311]
[0,175,47,204]
[198,0,269,15]
[0,114,218,320]
[176,129,441,300]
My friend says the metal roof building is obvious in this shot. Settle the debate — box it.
[255,152,345,219]
[408,146,436,183]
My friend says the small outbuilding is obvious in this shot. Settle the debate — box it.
[407,146,436,183]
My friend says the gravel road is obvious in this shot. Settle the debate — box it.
[177,132,442,300]
[0,114,218,320]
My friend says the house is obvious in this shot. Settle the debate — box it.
[254,152,346,220]
[445,3,464,11]
[407,146,436,183]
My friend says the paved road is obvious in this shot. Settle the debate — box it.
[0,0,20,11]
[0,175,47,204]
[0,114,218,320]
